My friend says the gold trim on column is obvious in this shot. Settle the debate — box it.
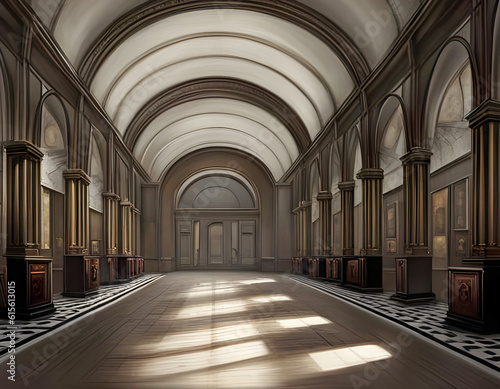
[5,141,44,256]
[357,168,383,255]
[466,99,500,256]
[63,169,90,255]
[103,193,120,255]
[401,148,432,255]
[339,181,355,256]
[317,192,333,255]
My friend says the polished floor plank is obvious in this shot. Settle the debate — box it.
[1,271,499,389]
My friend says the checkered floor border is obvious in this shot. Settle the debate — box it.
[0,274,164,356]
[287,274,500,373]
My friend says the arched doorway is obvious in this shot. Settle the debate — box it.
[175,171,259,270]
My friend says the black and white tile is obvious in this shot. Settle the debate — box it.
[288,275,500,373]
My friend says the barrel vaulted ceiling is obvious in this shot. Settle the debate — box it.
[29,0,421,181]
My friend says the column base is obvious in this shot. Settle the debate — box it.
[63,255,100,298]
[2,256,55,320]
[392,256,435,303]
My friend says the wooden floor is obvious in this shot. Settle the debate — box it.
[2,271,499,388]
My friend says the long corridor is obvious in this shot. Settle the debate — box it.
[2,272,499,389]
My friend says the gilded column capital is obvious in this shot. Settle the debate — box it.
[102,192,121,200]
[338,180,355,191]
[400,147,432,165]
[4,140,44,160]
[63,169,91,185]
[317,191,333,201]
[465,98,500,129]
[356,168,384,180]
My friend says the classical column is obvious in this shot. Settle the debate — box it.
[63,170,90,255]
[392,148,434,302]
[317,192,333,255]
[357,168,383,255]
[120,201,133,255]
[103,193,120,255]
[339,181,355,256]
[401,148,432,255]
[446,99,500,332]
[63,169,98,297]
[468,100,500,256]
[4,141,55,318]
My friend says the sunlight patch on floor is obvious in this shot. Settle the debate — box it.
[277,316,331,329]
[309,345,391,371]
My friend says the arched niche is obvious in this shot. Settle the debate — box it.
[177,171,256,209]
[89,129,106,213]
[353,141,363,255]
[310,159,320,254]
[492,3,500,99]
[424,39,473,153]
[377,96,407,193]
[330,142,342,255]
[0,51,9,142]
[430,62,472,173]
[0,51,10,256]
[38,92,69,194]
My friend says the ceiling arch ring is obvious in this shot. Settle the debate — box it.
[79,0,369,85]
[158,146,277,184]
[110,54,328,128]
[124,78,311,152]
[140,111,297,163]
[101,33,337,109]
[148,126,289,175]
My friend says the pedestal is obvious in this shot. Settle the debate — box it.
[391,257,435,302]
[326,258,341,282]
[446,259,500,333]
[340,256,383,292]
[63,255,100,297]
[108,255,135,284]
[308,257,327,278]
[3,257,55,319]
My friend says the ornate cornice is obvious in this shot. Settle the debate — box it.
[124,77,311,152]
[79,0,368,84]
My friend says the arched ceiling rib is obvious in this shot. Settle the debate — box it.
[134,98,299,172]
[28,0,421,182]
[125,79,311,153]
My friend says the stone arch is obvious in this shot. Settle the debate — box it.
[37,91,70,194]
[89,129,107,213]
[423,38,476,150]
[310,158,321,254]
[376,95,407,193]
